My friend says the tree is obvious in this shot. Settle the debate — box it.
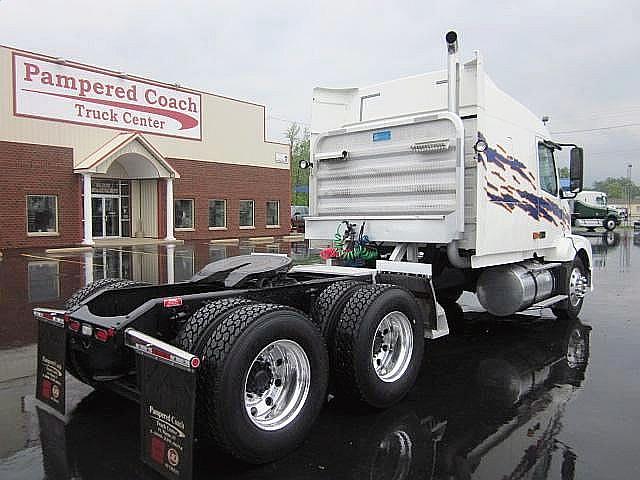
[285,123,310,206]
[558,166,569,178]
[592,177,640,201]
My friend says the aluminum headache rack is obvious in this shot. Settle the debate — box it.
[305,111,465,244]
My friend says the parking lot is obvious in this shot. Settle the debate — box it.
[1,232,639,480]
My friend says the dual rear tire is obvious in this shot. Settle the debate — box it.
[314,283,424,408]
[175,299,328,464]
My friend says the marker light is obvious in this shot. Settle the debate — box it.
[67,320,81,332]
[474,139,488,153]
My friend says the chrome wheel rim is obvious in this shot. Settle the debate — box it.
[244,339,310,431]
[606,219,615,229]
[371,311,414,383]
[568,267,588,307]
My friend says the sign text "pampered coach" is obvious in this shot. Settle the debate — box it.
[13,53,202,140]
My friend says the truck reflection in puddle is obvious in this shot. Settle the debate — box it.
[36,316,590,480]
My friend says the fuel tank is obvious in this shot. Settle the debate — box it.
[476,262,555,316]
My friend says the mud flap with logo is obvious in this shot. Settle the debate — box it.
[126,329,200,480]
[34,308,67,415]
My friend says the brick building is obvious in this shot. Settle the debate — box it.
[0,45,290,249]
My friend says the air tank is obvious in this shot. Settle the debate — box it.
[476,263,555,317]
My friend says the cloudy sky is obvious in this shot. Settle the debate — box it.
[1,0,638,185]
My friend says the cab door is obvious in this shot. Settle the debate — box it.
[536,141,565,249]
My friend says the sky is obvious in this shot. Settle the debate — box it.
[1,0,639,185]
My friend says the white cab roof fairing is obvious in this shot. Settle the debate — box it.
[311,52,551,142]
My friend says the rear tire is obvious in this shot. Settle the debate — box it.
[172,297,254,353]
[199,303,329,464]
[332,284,424,408]
[311,280,367,343]
[65,278,148,309]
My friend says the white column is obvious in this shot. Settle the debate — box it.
[82,173,94,245]
[166,244,175,284]
[165,177,175,241]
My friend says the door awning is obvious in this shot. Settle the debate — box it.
[74,132,180,179]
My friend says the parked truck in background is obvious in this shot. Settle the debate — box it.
[33,32,593,474]
[571,190,621,231]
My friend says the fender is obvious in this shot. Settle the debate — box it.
[543,234,594,289]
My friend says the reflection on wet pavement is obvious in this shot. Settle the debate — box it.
[1,232,639,480]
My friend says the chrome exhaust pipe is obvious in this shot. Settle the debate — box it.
[446,31,460,115]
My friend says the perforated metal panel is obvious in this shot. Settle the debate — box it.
[313,118,457,217]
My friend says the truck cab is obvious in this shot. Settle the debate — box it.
[572,190,620,231]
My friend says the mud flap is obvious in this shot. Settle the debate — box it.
[34,308,67,415]
[126,329,199,480]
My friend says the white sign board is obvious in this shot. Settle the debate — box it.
[13,53,202,140]
[275,152,289,164]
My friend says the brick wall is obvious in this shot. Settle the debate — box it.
[165,158,291,240]
[0,141,82,249]
[0,141,292,248]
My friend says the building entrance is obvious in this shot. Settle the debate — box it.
[91,179,131,238]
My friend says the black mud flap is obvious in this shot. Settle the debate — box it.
[126,329,200,480]
[34,308,67,415]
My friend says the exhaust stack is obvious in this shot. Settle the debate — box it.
[446,31,460,115]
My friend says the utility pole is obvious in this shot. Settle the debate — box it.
[628,164,633,225]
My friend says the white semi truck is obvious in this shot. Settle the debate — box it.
[304,31,592,323]
[32,32,593,473]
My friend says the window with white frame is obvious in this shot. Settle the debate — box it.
[239,200,255,227]
[266,201,280,226]
[174,199,194,229]
[208,199,227,229]
[27,195,58,235]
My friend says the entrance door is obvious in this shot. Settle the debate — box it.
[92,196,121,237]
[104,197,120,237]
[92,198,104,237]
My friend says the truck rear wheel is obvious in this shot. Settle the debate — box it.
[65,278,148,310]
[198,303,329,463]
[311,280,367,343]
[172,297,254,352]
[552,257,588,321]
[332,284,424,408]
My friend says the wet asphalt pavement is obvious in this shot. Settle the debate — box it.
[0,232,639,480]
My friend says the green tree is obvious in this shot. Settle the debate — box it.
[558,166,569,178]
[285,123,310,206]
[592,177,640,201]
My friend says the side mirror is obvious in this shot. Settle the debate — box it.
[570,147,584,193]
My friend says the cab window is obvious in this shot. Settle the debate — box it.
[537,143,558,196]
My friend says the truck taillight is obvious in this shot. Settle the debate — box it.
[67,320,81,332]
[94,328,116,342]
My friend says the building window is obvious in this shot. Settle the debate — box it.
[174,199,194,230]
[239,200,255,228]
[266,201,280,227]
[208,200,227,229]
[538,143,558,196]
[27,195,58,235]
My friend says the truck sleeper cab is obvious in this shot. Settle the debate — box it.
[304,31,592,319]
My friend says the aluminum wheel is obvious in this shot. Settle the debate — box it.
[244,339,311,431]
[568,267,588,307]
[371,311,414,383]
